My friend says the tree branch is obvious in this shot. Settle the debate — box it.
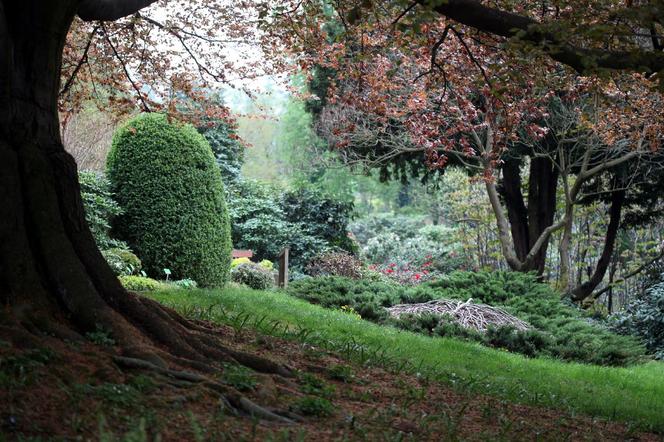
[419,0,664,74]
[78,0,159,22]
[60,25,99,97]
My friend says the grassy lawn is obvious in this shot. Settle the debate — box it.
[148,287,664,432]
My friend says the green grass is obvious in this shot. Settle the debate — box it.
[148,287,664,432]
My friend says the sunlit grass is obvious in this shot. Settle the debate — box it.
[148,287,664,432]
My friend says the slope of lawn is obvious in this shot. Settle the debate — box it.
[148,287,664,432]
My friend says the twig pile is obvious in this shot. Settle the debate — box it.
[386,298,531,333]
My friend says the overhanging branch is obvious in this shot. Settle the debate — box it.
[78,0,159,22]
[419,0,664,74]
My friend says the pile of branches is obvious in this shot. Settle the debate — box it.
[386,298,530,333]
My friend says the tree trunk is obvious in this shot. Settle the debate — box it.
[500,157,529,261]
[570,189,626,303]
[526,157,559,275]
[498,155,559,276]
[0,2,291,419]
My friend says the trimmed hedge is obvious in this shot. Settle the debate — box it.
[107,113,232,287]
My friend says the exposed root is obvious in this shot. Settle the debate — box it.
[114,356,295,424]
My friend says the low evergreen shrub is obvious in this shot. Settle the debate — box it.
[102,248,141,276]
[287,272,646,365]
[119,275,163,292]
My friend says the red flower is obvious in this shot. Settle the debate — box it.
[414,273,421,280]
[386,268,394,274]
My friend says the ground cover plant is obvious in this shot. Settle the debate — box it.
[286,272,646,365]
[147,287,664,433]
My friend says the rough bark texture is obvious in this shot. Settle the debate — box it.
[0,0,291,419]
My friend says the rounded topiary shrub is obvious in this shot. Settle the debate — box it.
[107,113,232,287]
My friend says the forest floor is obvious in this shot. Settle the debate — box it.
[0,320,659,441]
[1,287,663,441]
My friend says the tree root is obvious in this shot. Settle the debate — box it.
[114,356,295,424]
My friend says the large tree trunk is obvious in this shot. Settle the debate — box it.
[0,1,291,420]
[498,155,559,276]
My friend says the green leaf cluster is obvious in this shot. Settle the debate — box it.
[107,113,232,287]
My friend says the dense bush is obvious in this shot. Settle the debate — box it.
[287,272,646,365]
[119,275,163,291]
[611,274,664,359]
[351,214,468,273]
[231,263,275,290]
[226,179,354,271]
[281,188,356,254]
[306,251,363,279]
[198,118,245,185]
[107,113,232,287]
[101,248,142,276]
[78,171,125,250]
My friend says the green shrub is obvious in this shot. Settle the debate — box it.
[107,113,232,287]
[78,171,125,250]
[102,247,141,276]
[226,179,355,272]
[231,257,251,268]
[119,275,163,291]
[287,273,646,366]
[610,275,664,360]
[231,263,274,290]
[259,259,274,270]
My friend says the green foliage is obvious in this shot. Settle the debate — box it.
[220,363,257,391]
[231,257,252,268]
[326,364,354,382]
[107,113,232,287]
[291,396,334,417]
[198,117,245,185]
[299,373,335,398]
[172,279,198,290]
[287,277,401,322]
[86,326,116,347]
[231,263,274,290]
[119,275,163,292]
[226,178,354,270]
[611,274,664,359]
[281,187,356,253]
[78,171,126,250]
[287,272,646,365]
[259,259,274,270]
[352,214,469,273]
[101,247,141,276]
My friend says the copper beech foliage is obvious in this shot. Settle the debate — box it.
[59,0,294,128]
[263,0,664,174]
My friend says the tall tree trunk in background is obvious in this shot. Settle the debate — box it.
[498,155,559,276]
[570,189,626,303]
[526,157,559,275]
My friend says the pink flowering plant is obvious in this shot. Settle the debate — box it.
[369,259,436,286]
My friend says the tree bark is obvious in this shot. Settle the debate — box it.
[0,2,292,406]
[570,189,626,303]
